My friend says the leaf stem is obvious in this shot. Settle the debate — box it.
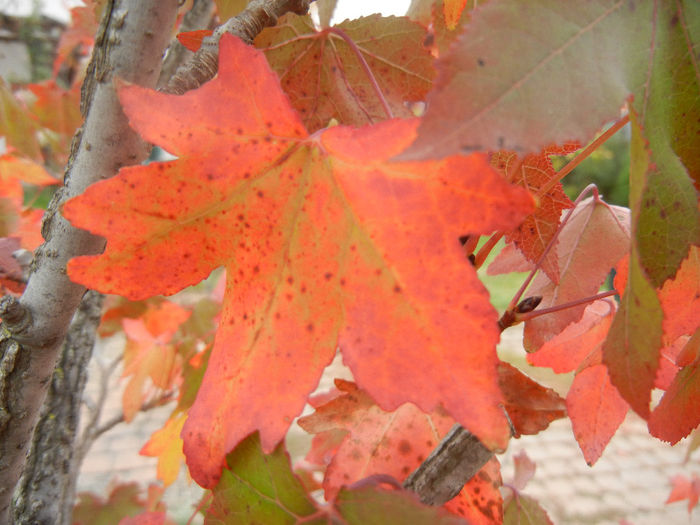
[473,232,503,269]
[538,113,629,197]
[326,27,393,120]
[513,290,617,323]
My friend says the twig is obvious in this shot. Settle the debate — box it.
[157,0,216,90]
[165,0,312,94]
[89,390,176,442]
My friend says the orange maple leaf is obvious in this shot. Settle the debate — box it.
[63,35,533,487]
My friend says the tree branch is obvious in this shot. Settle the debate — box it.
[164,0,311,94]
[0,1,178,520]
[157,0,216,90]
[402,424,494,506]
[12,291,104,525]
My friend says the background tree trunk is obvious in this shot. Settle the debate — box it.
[0,2,178,521]
[11,292,103,525]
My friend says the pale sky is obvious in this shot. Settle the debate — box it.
[0,0,411,25]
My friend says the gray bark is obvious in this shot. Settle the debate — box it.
[12,291,104,525]
[403,424,494,506]
[165,0,311,94]
[0,1,178,521]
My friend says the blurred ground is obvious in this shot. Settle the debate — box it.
[77,325,699,524]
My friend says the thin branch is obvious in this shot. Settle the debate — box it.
[514,290,617,324]
[157,0,216,90]
[537,113,629,197]
[165,0,312,94]
[89,390,176,442]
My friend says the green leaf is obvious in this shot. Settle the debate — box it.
[503,493,553,525]
[207,432,469,524]
[602,249,663,419]
[207,433,319,524]
[335,485,466,525]
[629,0,700,286]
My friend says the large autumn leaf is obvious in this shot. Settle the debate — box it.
[254,13,434,132]
[63,35,533,488]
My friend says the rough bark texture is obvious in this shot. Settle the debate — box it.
[157,0,216,90]
[403,424,494,506]
[12,291,104,525]
[165,0,311,94]
[0,1,178,521]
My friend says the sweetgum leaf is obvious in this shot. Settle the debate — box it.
[403,0,700,292]
[297,379,454,500]
[140,413,187,487]
[335,485,466,525]
[603,252,662,418]
[602,114,665,418]
[255,14,435,132]
[498,362,566,437]
[207,433,320,524]
[443,457,503,524]
[648,328,700,444]
[400,0,654,159]
[658,247,700,346]
[503,493,553,525]
[64,36,533,487]
[527,299,615,373]
[567,364,628,465]
[491,145,578,283]
[523,196,630,352]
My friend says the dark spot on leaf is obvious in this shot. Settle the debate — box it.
[398,439,411,455]
[324,272,333,280]
[477,58,485,66]
[306,323,314,332]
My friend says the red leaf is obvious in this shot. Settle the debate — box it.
[118,512,166,525]
[510,450,536,492]
[298,379,454,500]
[648,328,700,444]
[64,36,533,487]
[498,362,566,437]
[121,302,190,422]
[255,14,435,132]
[665,474,700,514]
[566,364,628,465]
[523,196,629,351]
[658,247,700,346]
[527,299,616,373]
[444,457,503,524]
[491,144,578,283]
[176,29,213,52]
